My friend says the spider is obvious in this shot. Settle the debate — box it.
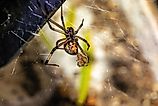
[37,0,90,67]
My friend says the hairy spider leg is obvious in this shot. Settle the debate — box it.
[61,6,66,31]
[36,0,65,33]
[43,1,66,32]
[76,42,89,60]
[47,21,65,34]
[75,35,90,50]
[49,19,65,31]
[44,46,60,67]
[56,38,67,46]
[44,40,66,66]
[75,19,84,34]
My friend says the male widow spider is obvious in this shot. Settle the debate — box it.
[37,0,90,67]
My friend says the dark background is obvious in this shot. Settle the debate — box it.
[0,0,65,67]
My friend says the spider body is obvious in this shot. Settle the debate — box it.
[64,27,78,55]
[64,40,78,55]
[37,0,90,67]
[65,27,75,37]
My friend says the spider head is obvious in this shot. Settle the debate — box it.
[66,27,75,36]
[64,41,78,55]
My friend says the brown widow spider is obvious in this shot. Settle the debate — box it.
[37,0,90,67]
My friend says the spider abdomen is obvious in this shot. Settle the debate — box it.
[64,41,78,55]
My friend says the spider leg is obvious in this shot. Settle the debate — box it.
[44,1,66,32]
[47,5,67,32]
[76,42,86,56]
[47,21,65,34]
[49,19,66,31]
[44,41,65,67]
[61,6,66,31]
[75,19,84,34]
[37,0,65,33]
[56,38,66,46]
[44,46,59,67]
[75,36,90,50]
